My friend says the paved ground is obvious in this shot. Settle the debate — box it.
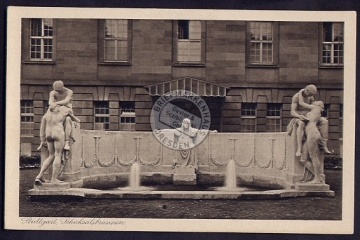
[19,169,342,219]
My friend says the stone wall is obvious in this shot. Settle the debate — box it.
[278,22,319,83]
[206,21,246,84]
[21,19,343,86]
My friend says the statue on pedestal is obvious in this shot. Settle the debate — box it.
[174,118,199,166]
[172,118,199,185]
[297,89,331,183]
[287,85,331,183]
[35,81,80,185]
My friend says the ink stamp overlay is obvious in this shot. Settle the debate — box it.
[151,90,211,150]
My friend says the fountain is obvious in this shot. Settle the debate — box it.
[129,162,140,188]
[29,127,335,200]
[225,159,237,189]
[117,162,153,192]
[28,83,335,200]
[214,159,252,192]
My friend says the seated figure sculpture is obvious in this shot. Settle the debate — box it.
[287,85,330,183]
[35,105,80,185]
[172,118,217,167]
[297,89,331,184]
[174,118,198,150]
[288,85,329,157]
[174,118,199,166]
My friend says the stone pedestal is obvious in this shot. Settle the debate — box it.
[33,182,71,191]
[28,182,80,198]
[60,122,83,187]
[294,182,335,196]
[173,165,197,185]
[295,183,330,191]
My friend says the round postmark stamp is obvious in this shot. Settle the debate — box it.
[150,90,211,150]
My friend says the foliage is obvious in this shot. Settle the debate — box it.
[324,156,342,170]
[19,155,41,169]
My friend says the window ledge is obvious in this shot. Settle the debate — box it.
[319,65,344,69]
[99,61,132,66]
[173,62,206,67]
[246,64,279,69]
[23,60,56,65]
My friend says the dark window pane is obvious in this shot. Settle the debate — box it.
[323,22,333,42]
[178,20,189,39]
[241,103,257,116]
[31,19,42,36]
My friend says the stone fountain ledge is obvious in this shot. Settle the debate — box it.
[28,185,334,200]
[30,126,336,199]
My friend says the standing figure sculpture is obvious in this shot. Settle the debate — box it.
[38,80,74,150]
[35,105,80,185]
[298,90,331,183]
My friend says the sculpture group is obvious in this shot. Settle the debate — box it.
[288,84,331,184]
[35,80,80,185]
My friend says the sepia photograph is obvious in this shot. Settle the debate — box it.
[4,7,356,233]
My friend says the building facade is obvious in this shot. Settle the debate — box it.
[20,18,344,156]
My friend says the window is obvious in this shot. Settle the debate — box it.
[249,22,273,64]
[103,19,129,62]
[322,22,344,65]
[94,101,109,130]
[30,18,53,60]
[267,104,282,132]
[176,20,202,62]
[21,100,34,136]
[321,104,330,118]
[120,101,135,131]
[241,103,257,132]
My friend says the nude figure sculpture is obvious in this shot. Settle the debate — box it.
[297,89,331,183]
[35,105,80,185]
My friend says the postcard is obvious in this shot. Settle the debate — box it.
[5,7,356,233]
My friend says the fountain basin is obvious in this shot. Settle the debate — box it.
[71,172,289,190]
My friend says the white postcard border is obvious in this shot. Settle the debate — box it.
[5,7,356,233]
